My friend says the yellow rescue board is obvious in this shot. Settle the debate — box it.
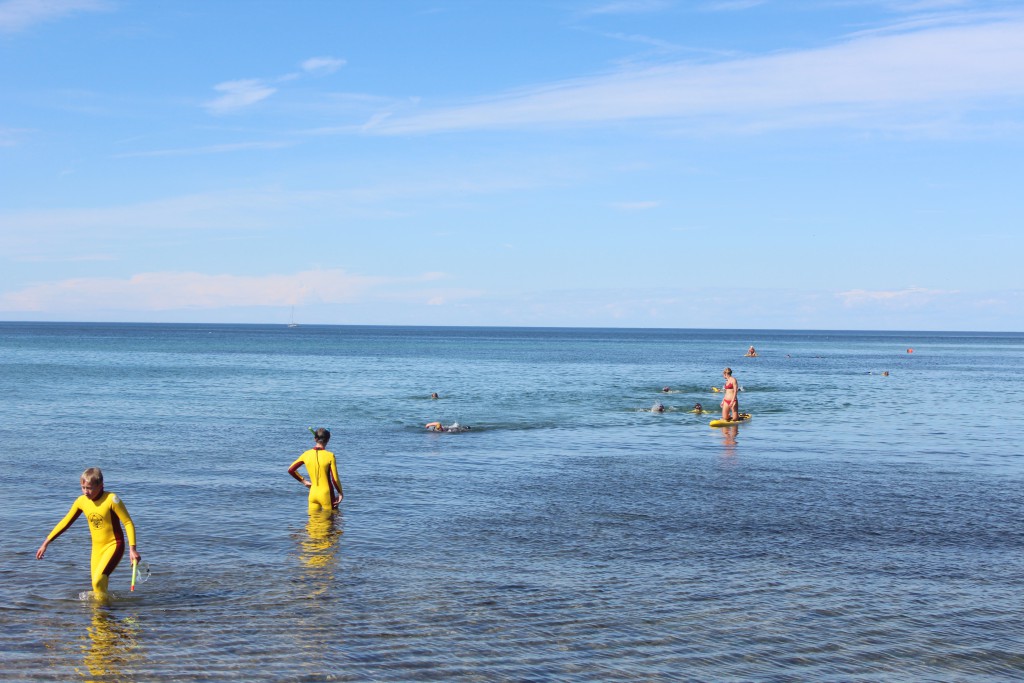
[709,414,751,427]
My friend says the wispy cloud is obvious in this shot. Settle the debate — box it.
[113,141,292,158]
[203,55,346,114]
[0,175,539,251]
[301,56,346,75]
[16,253,116,263]
[0,126,31,146]
[0,268,461,312]
[363,16,1024,136]
[610,201,660,210]
[581,0,672,16]
[0,0,109,32]
[204,79,277,114]
[836,286,957,307]
[701,0,765,11]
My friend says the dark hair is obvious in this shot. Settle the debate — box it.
[313,427,331,445]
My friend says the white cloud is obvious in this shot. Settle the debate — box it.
[201,57,344,115]
[0,189,290,238]
[1,270,456,313]
[835,286,957,307]
[363,16,1024,136]
[0,126,31,146]
[701,0,765,11]
[113,141,292,159]
[204,79,277,114]
[610,201,660,210]
[582,0,672,16]
[301,56,346,75]
[0,0,109,32]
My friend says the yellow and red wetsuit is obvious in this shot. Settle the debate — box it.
[289,447,342,512]
[45,491,136,593]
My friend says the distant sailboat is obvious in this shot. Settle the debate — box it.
[288,306,299,328]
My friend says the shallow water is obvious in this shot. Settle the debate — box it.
[1,323,1023,681]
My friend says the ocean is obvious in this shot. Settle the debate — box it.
[1,322,1022,681]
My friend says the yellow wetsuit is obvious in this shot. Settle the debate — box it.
[290,447,342,512]
[46,491,136,593]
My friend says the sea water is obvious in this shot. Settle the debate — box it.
[1,323,1022,681]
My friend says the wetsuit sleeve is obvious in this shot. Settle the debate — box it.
[46,500,83,542]
[288,455,306,479]
[111,496,137,547]
[330,455,343,501]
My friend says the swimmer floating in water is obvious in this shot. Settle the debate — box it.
[652,402,666,413]
[426,421,472,433]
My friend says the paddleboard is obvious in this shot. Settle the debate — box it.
[709,413,751,427]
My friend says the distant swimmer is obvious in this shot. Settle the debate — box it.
[720,367,740,422]
[431,392,440,399]
[288,427,343,512]
[691,402,708,414]
[426,421,472,433]
[652,402,666,413]
[882,371,889,376]
[746,346,757,357]
[36,467,141,595]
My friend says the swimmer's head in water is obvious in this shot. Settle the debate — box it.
[431,392,439,399]
[694,403,703,411]
[662,387,670,392]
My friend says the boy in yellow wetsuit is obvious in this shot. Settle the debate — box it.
[288,427,343,512]
[36,467,141,594]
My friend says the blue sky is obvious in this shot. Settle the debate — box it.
[2,0,1022,331]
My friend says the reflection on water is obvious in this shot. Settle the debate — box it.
[296,510,343,595]
[718,424,739,453]
[78,604,141,682]
[287,510,345,676]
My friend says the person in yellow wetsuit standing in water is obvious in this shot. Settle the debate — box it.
[36,467,140,595]
[288,427,343,512]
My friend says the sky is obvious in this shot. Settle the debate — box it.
[1,0,1022,331]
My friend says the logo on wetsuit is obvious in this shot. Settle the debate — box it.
[88,513,105,529]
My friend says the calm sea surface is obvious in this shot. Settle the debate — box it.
[1,323,1022,681]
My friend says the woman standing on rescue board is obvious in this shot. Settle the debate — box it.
[720,367,740,422]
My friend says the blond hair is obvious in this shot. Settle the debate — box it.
[81,467,103,486]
